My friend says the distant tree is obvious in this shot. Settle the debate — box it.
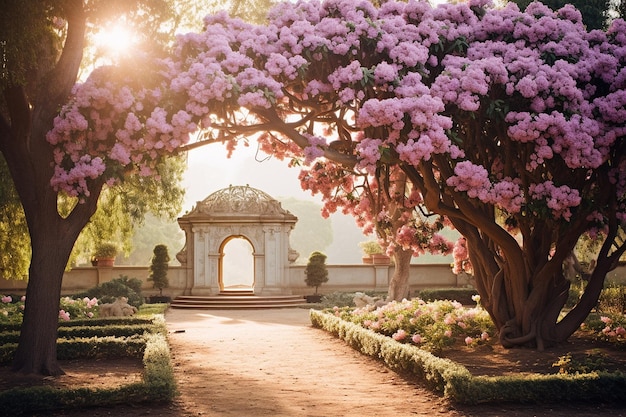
[279,197,333,264]
[117,213,185,266]
[304,251,329,294]
[0,156,29,279]
[69,155,186,266]
[148,244,170,296]
[298,161,453,301]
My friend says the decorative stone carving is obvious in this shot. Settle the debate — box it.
[176,244,187,265]
[193,185,294,217]
[288,247,299,264]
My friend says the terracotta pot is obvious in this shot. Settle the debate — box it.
[371,254,391,265]
[96,257,115,267]
[362,255,373,264]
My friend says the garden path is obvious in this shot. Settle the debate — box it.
[45,307,626,417]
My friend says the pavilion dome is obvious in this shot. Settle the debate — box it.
[183,185,297,221]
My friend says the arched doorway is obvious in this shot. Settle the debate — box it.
[219,236,254,291]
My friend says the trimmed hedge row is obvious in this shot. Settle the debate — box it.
[310,309,626,404]
[0,314,175,415]
[0,324,160,346]
[415,288,478,305]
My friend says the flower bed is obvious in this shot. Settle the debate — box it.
[310,299,626,404]
[331,297,495,353]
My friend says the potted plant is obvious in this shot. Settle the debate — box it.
[304,251,328,303]
[93,241,119,267]
[359,240,390,265]
[147,244,171,303]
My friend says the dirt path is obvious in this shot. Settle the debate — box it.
[165,307,456,417]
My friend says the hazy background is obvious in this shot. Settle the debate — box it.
[179,142,454,266]
[181,142,369,265]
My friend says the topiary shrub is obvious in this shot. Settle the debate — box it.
[148,244,170,297]
[75,275,143,308]
[304,251,329,295]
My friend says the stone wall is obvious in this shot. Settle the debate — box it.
[1,263,624,298]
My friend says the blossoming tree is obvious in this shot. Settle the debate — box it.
[0,0,185,376]
[13,0,626,381]
[297,158,453,301]
[1,0,274,377]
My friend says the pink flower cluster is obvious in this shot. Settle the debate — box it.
[47,65,198,197]
[58,310,71,321]
[600,316,626,339]
[342,296,494,351]
[529,181,581,221]
[302,134,327,164]
[452,237,472,275]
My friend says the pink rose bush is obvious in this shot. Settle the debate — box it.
[594,315,626,342]
[59,296,100,321]
[0,295,100,324]
[334,297,494,353]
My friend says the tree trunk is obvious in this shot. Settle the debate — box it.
[1,2,90,376]
[9,139,100,375]
[10,181,99,376]
[387,247,412,301]
[12,233,73,375]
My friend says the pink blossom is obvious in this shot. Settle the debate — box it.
[59,310,71,321]
[1,296,11,303]
[529,181,581,221]
[411,333,423,344]
[392,329,407,341]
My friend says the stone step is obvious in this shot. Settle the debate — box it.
[170,294,308,309]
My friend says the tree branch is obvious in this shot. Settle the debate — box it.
[35,0,85,112]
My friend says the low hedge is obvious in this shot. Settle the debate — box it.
[415,288,478,305]
[0,313,175,415]
[0,324,160,346]
[310,309,626,405]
